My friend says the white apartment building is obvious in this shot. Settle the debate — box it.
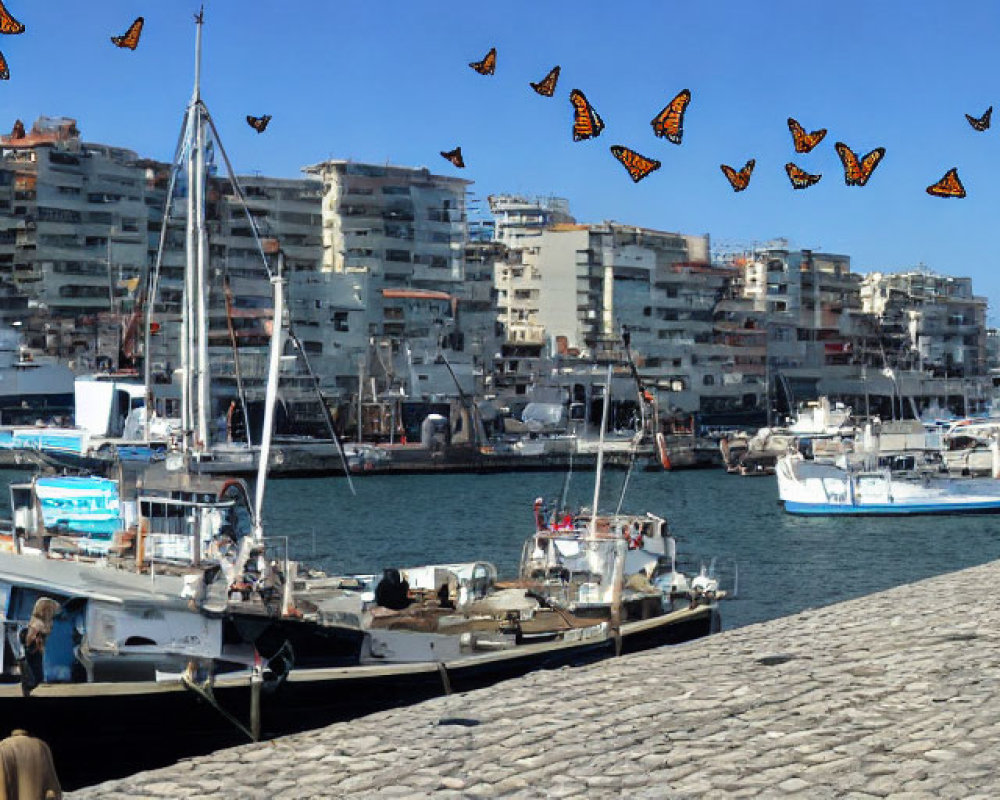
[861,270,987,377]
[299,160,478,400]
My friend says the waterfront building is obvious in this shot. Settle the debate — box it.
[0,117,147,368]
[300,160,486,408]
[860,270,987,378]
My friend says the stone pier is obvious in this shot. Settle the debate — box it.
[70,561,1000,798]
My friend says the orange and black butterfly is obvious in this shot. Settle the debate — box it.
[440,147,465,168]
[569,89,604,141]
[650,89,691,145]
[246,114,271,133]
[0,51,8,80]
[469,47,496,75]
[111,17,143,50]
[966,107,992,132]
[720,159,755,192]
[834,142,885,187]
[926,168,966,198]
[530,66,560,97]
[0,1,23,35]
[785,162,821,190]
[787,117,826,153]
[610,145,660,183]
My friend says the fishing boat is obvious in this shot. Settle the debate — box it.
[776,448,1000,515]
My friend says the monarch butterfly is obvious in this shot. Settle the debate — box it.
[650,89,691,145]
[966,107,992,132]
[0,1,23,34]
[469,47,496,75]
[246,115,271,133]
[569,89,604,141]
[787,117,826,153]
[111,17,143,50]
[530,65,560,97]
[440,147,465,168]
[0,51,8,81]
[720,159,755,192]
[785,162,821,190]
[834,142,885,187]
[610,145,660,183]
[926,167,966,198]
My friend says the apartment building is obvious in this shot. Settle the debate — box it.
[299,160,483,400]
[0,117,147,365]
[861,270,987,377]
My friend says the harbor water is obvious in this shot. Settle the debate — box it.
[7,467,1000,632]
[255,468,1000,631]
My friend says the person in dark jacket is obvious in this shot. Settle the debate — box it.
[374,568,411,610]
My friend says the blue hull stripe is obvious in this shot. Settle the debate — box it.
[784,500,1000,516]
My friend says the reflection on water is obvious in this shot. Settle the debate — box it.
[4,467,999,631]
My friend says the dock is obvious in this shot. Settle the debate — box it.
[68,559,1000,798]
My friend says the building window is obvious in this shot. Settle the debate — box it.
[332,311,349,331]
[703,375,715,386]
[385,249,410,262]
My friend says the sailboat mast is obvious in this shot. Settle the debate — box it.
[181,123,196,451]
[194,110,210,448]
[191,8,211,449]
[254,254,286,541]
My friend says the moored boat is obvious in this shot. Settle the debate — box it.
[776,450,1000,515]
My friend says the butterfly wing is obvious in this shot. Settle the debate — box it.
[785,162,821,189]
[926,168,966,198]
[569,89,604,141]
[650,89,691,145]
[857,147,886,186]
[0,1,23,34]
[111,17,144,50]
[440,147,465,168]
[469,47,496,75]
[721,159,755,192]
[610,146,660,183]
[788,117,826,153]
[965,106,992,132]
[530,66,560,97]
[0,50,8,80]
[835,142,862,184]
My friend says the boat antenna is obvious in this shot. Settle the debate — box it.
[614,448,635,515]
[557,446,573,518]
[589,363,612,536]
[615,325,640,514]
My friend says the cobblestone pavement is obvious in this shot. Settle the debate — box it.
[71,561,1000,798]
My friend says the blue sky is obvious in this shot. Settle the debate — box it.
[4,1,1000,315]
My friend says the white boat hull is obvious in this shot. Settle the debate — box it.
[776,455,1000,516]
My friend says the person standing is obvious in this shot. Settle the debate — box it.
[0,729,61,799]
